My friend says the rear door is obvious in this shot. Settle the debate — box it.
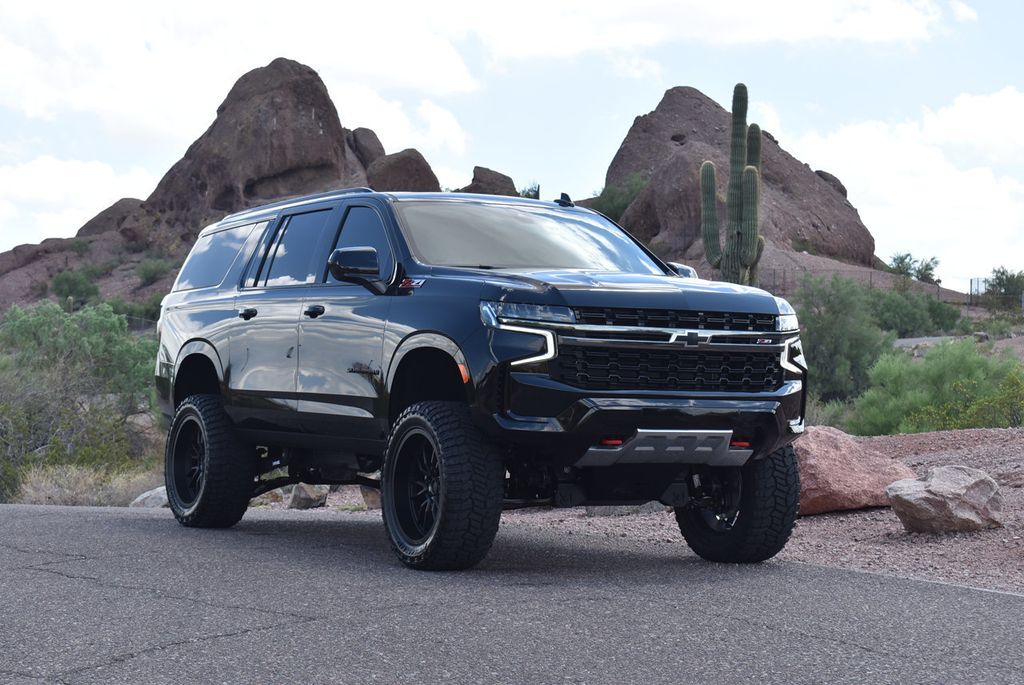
[296,201,396,449]
[227,206,339,433]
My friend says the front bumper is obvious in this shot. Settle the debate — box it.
[483,371,805,464]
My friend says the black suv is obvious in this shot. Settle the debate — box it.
[156,188,807,570]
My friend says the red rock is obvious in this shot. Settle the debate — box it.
[366,149,440,192]
[795,426,916,516]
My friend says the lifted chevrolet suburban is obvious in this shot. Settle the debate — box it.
[156,188,807,570]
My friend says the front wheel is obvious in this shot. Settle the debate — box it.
[165,394,254,528]
[675,445,800,563]
[381,401,504,571]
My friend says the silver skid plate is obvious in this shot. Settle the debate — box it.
[576,429,752,467]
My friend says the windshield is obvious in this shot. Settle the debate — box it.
[394,201,666,274]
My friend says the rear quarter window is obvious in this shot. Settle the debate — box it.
[173,223,261,291]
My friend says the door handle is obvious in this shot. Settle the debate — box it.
[304,304,326,319]
[238,307,258,320]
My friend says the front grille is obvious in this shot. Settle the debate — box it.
[551,345,783,392]
[574,307,776,332]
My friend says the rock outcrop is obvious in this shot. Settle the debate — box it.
[607,86,876,266]
[0,57,447,310]
[457,166,518,196]
[795,426,916,516]
[887,466,1004,533]
[76,198,143,237]
[129,486,169,508]
[287,483,329,510]
[366,149,441,192]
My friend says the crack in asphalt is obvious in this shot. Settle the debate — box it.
[23,564,332,622]
[50,617,322,684]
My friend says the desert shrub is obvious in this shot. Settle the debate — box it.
[519,182,540,200]
[136,258,172,286]
[865,289,959,337]
[0,303,158,499]
[52,270,99,306]
[15,462,161,507]
[794,275,890,401]
[107,294,163,322]
[70,239,90,256]
[804,394,851,429]
[590,173,648,222]
[984,266,1024,311]
[846,341,1021,435]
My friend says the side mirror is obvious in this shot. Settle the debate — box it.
[669,262,698,278]
[328,247,384,293]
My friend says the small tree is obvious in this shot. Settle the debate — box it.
[889,253,916,277]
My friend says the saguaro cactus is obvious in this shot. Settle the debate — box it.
[700,83,766,286]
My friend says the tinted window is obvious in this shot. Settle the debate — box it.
[263,210,331,287]
[327,206,394,283]
[394,202,663,274]
[174,223,258,291]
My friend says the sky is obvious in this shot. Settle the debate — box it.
[0,0,1019,291]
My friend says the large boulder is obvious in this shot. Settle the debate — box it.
[287,483,330,510]
[886,466,1003,533]
[606,86,876,267]
[795,426,916,515]
[129,486,169,509]
[366,149,441,192]
[348,127,386,168]
[457,166,518,196]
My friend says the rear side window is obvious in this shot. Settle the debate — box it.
[262,210,332,287]
[174,223,258,291]
[327,205,395,283]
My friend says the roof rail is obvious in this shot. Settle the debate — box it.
[222,187,375,221]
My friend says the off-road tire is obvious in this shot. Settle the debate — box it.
[381,401,504,571]
[165,394,254,528]
[675,445,800,563]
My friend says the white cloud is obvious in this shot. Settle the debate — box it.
[609,55,664,81]
[949,0,977,22]
[0,156,157,250]
[789,99,1024,291]
[330,84,468,158]
[920,87,1024,163]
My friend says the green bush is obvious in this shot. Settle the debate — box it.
[865,289,959,337]
[108,294,163,321]
[136,258,172,286]
[846,341,1021,435]
[52,270,99,307]
[519,183,540,200]
[804,394,851,429]
[590,173,648,222]
[794,275,891,401]
[70,240,90,256]
[0,303,159,499]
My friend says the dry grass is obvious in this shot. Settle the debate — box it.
[14,463,162,507]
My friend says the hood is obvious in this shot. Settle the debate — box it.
[441,267,782,314]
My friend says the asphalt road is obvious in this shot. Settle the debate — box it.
[1,505,1022,685]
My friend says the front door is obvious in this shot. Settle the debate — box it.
[296,203,396,449]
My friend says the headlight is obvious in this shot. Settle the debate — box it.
[774,296,799,332]
[480,301,576,327]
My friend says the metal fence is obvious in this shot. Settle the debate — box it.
[969,277,1024,311]
[756,267,959,304]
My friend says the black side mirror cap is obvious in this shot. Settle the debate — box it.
[328,247,384,293]
[669,262,698,278]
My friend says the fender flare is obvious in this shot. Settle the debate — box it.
[385,332,468,395]
[173,339,226,397]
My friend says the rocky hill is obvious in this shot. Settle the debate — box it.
[606,86,875,269]
[0,62,898,312]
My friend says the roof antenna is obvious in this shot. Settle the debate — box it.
[555,192,574,207]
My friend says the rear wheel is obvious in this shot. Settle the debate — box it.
[382,401,504,570]
[165,394,254,528]
[675,445,800,563]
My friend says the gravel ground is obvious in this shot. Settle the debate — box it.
[267,428,1024,595]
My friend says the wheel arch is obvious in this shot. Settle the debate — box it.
[386,333,472,426]
[172,340,226,408]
